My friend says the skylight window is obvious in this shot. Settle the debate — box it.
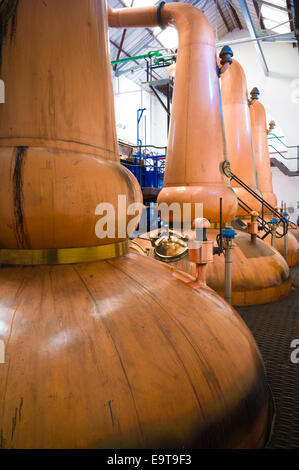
[261,0,291,34]
[153,26,178,50]
[122,0,158,7]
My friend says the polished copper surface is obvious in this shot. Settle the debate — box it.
[109,3,238,224]
[221,60,261,215]
[0,0,271,449]
[132,229,291,306]
[0,253,270,448]
[249,99,277,209]
[0,0,142,248]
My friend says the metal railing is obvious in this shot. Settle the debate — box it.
[268,133,299,171]
[225,164,289,240]
[120,144,166,189]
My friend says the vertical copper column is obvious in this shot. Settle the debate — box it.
[157,4,238,224]
[221,59,261,215]
[109,3,238,224]
[249,89,277,209]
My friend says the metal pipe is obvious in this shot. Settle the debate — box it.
[238,0,269,76]
[114,33,295,77]
[222,226,236,305]
[111,50,162,66]
[249,212,258,244]
[216,32,295,47]
[271,224,277,248]
[283,206,289,262]
[224,243,233,304]
[284,230,288,261]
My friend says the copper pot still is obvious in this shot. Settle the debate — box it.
[249,89,299,266]
[0,0,272,449]
[132,16,290,306]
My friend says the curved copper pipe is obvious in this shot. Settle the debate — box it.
[221,59,262,215]
[249,97,277,209]
[108,5,158,28]
[109,3,238,224]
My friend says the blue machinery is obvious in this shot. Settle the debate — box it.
[121,144,166,191]
[120,144,166,231]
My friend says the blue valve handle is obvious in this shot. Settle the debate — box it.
[222,228,237,239]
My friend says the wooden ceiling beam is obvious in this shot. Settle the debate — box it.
[214,0,233,33]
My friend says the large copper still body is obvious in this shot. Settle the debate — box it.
[249,92,299,266]
[131,15,290,306]
[0,0,271,448]
[221,59,261,216]
[249,92,277,209]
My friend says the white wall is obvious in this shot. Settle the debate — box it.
[271,167,299,224]
[113,75,168,149]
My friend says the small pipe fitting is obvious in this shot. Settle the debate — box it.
[218,45,234,75]
[267,120,275,134]
[247,211,259,244]
[192,217,210,241]
[270,217,278,249]
[222,226,237,305]
[188,218,213,286]
[248,87,260,106]
[157,1,166,29]
[282,211,289,262]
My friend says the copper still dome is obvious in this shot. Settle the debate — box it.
[0,0,273,448]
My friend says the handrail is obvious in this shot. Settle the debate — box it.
[236,198,287,240]
[222,162,288,237]
[120,161,165,170]
[269,143,298,160]
[230,173,283,220]
[268,133,299,150]
[131,144,167,151]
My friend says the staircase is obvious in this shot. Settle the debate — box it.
[270,157,299,177]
